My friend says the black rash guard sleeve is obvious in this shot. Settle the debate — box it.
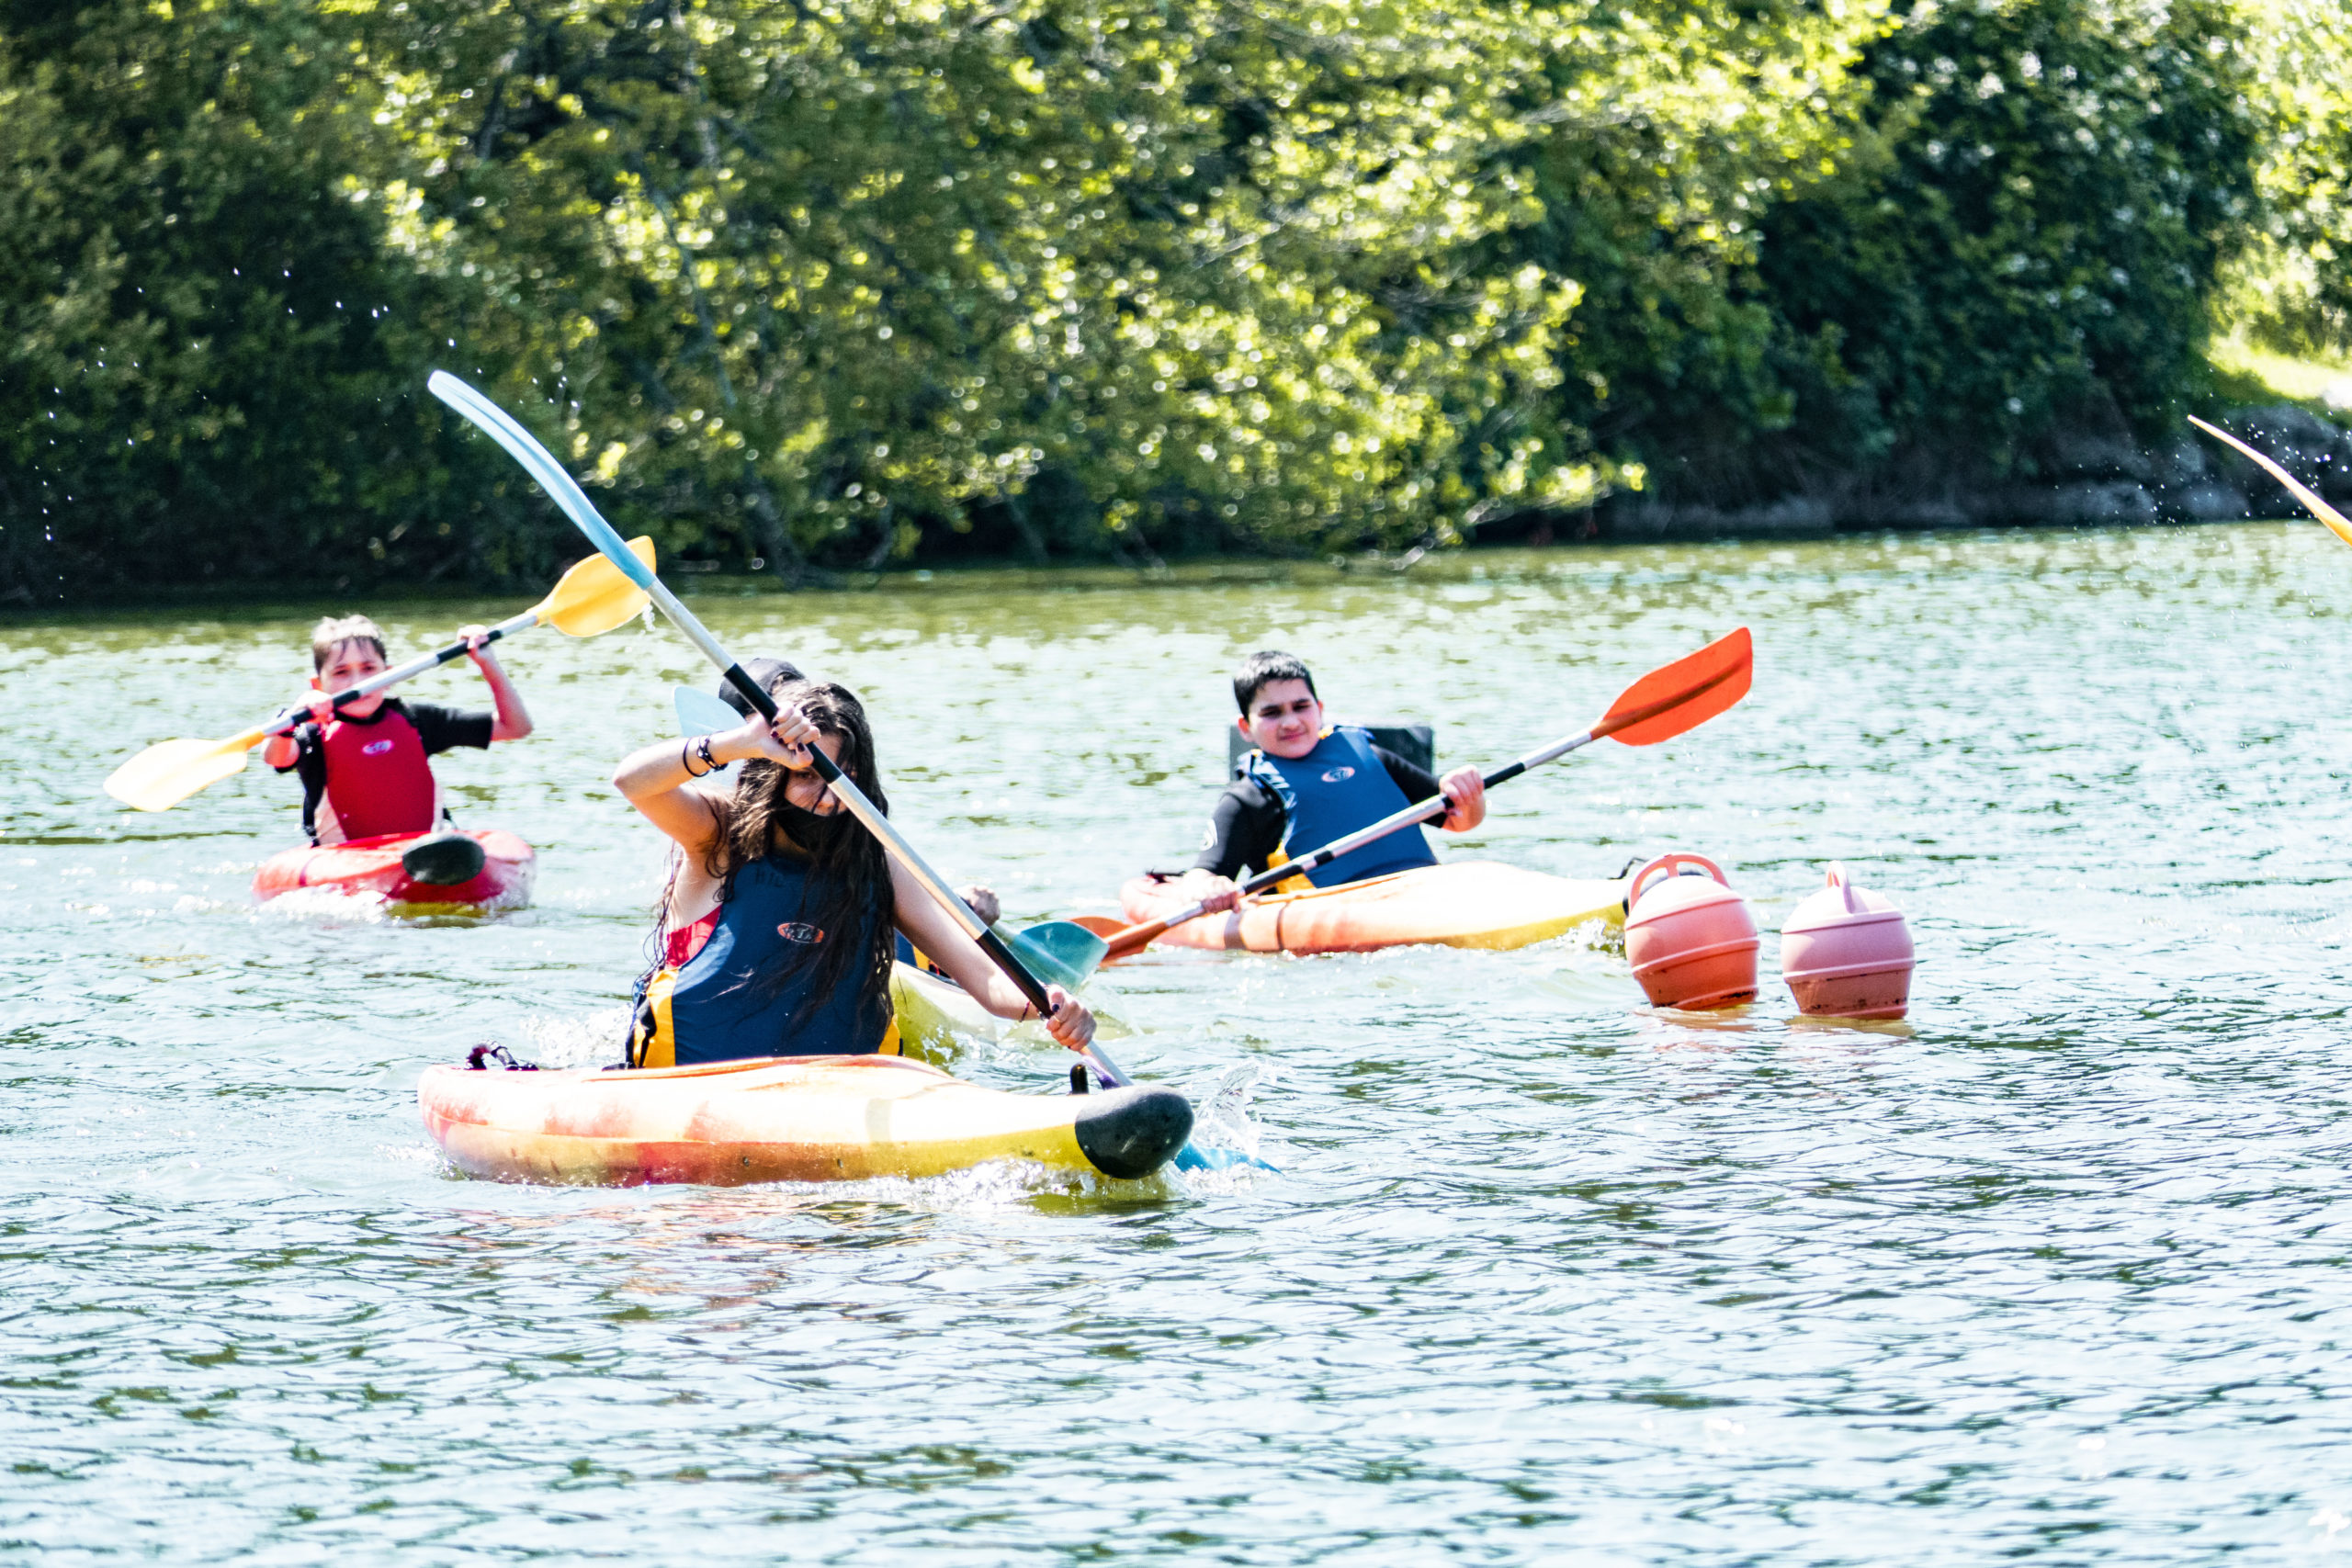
[401,700,494,755]
[1191,778,1288,879]
[1375,746,1442,806]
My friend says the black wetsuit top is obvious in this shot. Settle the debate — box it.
[1192,746,1442,879]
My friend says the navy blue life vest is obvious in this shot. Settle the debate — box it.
[1238,725,1438,888]
[630,853,891,1067]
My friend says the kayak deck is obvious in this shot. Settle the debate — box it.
[1119,860,1628,955]
[254,828,536,910]
[419,1054,1193,1186]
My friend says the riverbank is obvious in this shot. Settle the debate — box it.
[1589,398,2352,542]
[13,392,2352,617]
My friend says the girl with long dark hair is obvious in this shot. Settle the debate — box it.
[612,670,1093,1066]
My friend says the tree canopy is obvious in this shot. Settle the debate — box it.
[0,0,2339,598]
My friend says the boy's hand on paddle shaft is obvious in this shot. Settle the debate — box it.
[302,692,338,727]
[1177,869,1242,914]
[1438,765,1487,831]
[1041,986,1094,1051]
[959,885,1001,926]
[458,625,502,671]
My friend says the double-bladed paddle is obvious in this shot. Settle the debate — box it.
[1046,626,1756,962]
[424,371,1239,1171]
[103,542,655,813]
[2188,415,2352,544]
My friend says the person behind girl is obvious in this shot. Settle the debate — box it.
[614,671,1092,1066]
[261,614,533,846]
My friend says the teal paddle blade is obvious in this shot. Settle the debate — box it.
[674,684,742,737]
[1006,919,1109,989]
[1174,1145,1281,1174]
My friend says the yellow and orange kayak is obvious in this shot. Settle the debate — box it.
[418,1054,1193,1186]
[1117,861,1628,956]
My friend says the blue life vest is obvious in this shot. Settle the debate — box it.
[1239,725,1439,888]
[630,853,891,1067]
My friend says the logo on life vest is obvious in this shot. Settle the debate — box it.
[362,739,395,756]
[776,922,826,944]
[1321,765,1356,784]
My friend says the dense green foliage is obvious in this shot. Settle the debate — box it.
[0,0,2338,596]
[2222,0,2352,357]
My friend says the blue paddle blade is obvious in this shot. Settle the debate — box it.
[1006,919,1108,989]
[1174,1145,1281,1174]
[674,685,741,738]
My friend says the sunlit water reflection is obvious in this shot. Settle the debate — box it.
[6,525,2352,1561]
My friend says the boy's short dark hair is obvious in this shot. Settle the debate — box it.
[1234,649,1317,715]
[311,615,388,673]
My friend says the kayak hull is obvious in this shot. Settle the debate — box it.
[254,829,537,910]
[418,1055,1192,1186]
[1119,860,1628,955]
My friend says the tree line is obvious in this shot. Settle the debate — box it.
[1,0,2344,598]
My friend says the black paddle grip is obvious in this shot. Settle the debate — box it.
[720,662,781,722]
[978,927,1056,1017]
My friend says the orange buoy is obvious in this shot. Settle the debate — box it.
[1781,863,1915,1020]
[1624,852,1759,1010]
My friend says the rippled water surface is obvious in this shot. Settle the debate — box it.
[9,526,2352,1562]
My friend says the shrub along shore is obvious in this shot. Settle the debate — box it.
[2,0,2348,603]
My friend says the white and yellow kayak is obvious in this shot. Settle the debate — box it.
[419,1053,1193,1186]
[1117,861,1628,955]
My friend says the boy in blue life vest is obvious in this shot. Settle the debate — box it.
[259,614,534,846]
[1176,649,1487,912]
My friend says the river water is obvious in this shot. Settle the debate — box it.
[6,525,2352,1562]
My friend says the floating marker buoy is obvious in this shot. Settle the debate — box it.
[1624,852,1759,1010]
[1780,863,1915,1021]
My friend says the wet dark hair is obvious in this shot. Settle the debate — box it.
[661,672,896,1036]
[1234,650,1317,716]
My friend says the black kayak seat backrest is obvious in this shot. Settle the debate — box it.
[1226,722,1435,780]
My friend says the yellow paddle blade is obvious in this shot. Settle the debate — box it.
[537,536,655,636]
[103,727,269,812]
[2188,415,2352,548]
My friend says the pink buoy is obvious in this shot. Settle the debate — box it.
[1624,852,1759,1010]
[1780,863,1915,1020]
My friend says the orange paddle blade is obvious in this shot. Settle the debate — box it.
[1594,626,1754,746]
[2188,415,2352,548]
[1070,915,1127,939]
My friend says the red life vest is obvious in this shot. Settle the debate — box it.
[317,706,440,842]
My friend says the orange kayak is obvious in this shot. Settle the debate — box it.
[1117,861,1628,955]
[419,1054,1193,1185]
[253,828,536,909]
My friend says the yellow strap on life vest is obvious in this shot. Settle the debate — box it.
[629,966,681,1069]
[631,963,901,1065]
[1265,845,1313,897]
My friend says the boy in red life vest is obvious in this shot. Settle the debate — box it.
[1176,649,1487,913]
[259,615,535,845]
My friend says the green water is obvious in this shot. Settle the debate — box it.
[8,526,2352,1562]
